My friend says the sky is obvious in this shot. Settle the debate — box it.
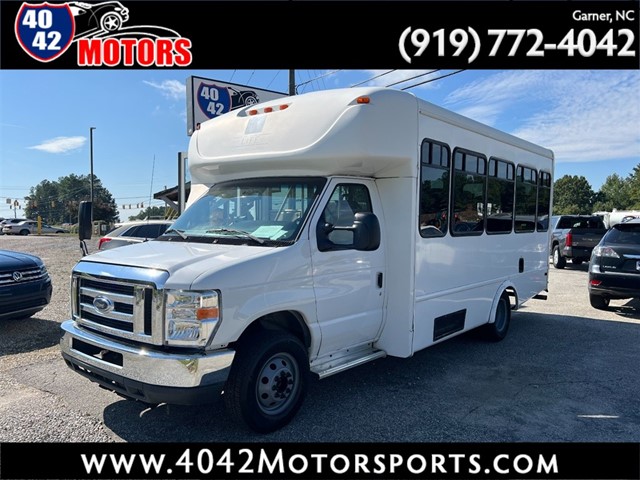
[1,69,639,222]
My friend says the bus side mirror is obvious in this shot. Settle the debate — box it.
[317,212,380,252]
[79,201,92,240]
[352,212,381,251]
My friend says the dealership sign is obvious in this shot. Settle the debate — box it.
[14,1,192,67]
[186,76,287,135]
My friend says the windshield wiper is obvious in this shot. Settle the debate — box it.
[206,228,265,245]
[163,228,187,239]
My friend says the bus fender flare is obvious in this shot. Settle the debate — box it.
[487,282,517,325]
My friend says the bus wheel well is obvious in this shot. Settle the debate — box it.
[237,311,311,349]
[504,287,517,310]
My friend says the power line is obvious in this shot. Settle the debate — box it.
[385,70,439,88]
[266,70,281,89]
[400,69,466,90]
[295,69,341,93]
[350,70,397,87]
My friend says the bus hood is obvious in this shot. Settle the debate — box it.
[76,240,282,289]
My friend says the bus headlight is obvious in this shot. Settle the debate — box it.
[165,290,220,346]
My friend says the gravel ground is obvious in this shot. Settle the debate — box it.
[1,234,97,342]
[0,235,119,442]
[1,234,639,445]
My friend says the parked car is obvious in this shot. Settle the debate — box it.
[0,249,52,320]
[2,220,68,235]
[0,218,28,234]
[97,219,173,250]
[550,214,607,269]
[588,218,640,310]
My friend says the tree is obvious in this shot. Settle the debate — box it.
[128,205,175,221]
[552,175,594,214]
[592,173,631,212]
[625,163,640,209]
[25,174,118,225]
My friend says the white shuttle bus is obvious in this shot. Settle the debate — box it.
[61,87,554,433]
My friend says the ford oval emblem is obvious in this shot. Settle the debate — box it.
[93,296,114,313]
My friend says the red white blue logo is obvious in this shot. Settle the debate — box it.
[197,83,233,119]
[13,1,193,67]
[15,2,75,63]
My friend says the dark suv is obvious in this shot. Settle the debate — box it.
[0,249,52,320]
[588,218,640,310]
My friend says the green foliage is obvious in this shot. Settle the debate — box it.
[552,175,595,215]
[554,163,640,215]
[24,174,118,225]
[592,173,630,212]
[626,164,640,209]
[128,206,174,221]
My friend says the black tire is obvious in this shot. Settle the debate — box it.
[589,294,610,310]
[19,229,30,236]
[552,245,566,269]
[482,291,511,342]
[224,328,309,433]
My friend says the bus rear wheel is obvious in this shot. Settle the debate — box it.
[482,291,511,342]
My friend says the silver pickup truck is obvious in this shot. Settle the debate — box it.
[550,215,608,269]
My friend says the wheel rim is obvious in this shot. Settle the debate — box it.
[256,352,299,415]
[553,249,558,263]
[102,14,120,31]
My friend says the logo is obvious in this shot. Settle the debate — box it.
[14,1,193,67]
[12,271,24,282]
[15,3,75,62]
[93,296,114,313]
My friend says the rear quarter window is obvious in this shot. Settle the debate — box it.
[606,224,640,244]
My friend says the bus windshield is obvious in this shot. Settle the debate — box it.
[163,177,326,245]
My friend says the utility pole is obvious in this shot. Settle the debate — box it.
[289,70,295,95]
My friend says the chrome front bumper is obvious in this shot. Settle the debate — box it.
[60,320,235,405]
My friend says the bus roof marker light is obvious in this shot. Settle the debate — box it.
[356,96,370,104]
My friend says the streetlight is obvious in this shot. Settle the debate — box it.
[89,127,96,202]
[89,127,95,221]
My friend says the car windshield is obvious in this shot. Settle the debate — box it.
[162,177,326,245]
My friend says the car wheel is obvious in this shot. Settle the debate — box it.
[244,95,258,106]
[589,294,610,310]
[552,245,566,269]
[100,13,122,31]
[19,229,30,236]
[481,291,511,342]
[224,328,308,433]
